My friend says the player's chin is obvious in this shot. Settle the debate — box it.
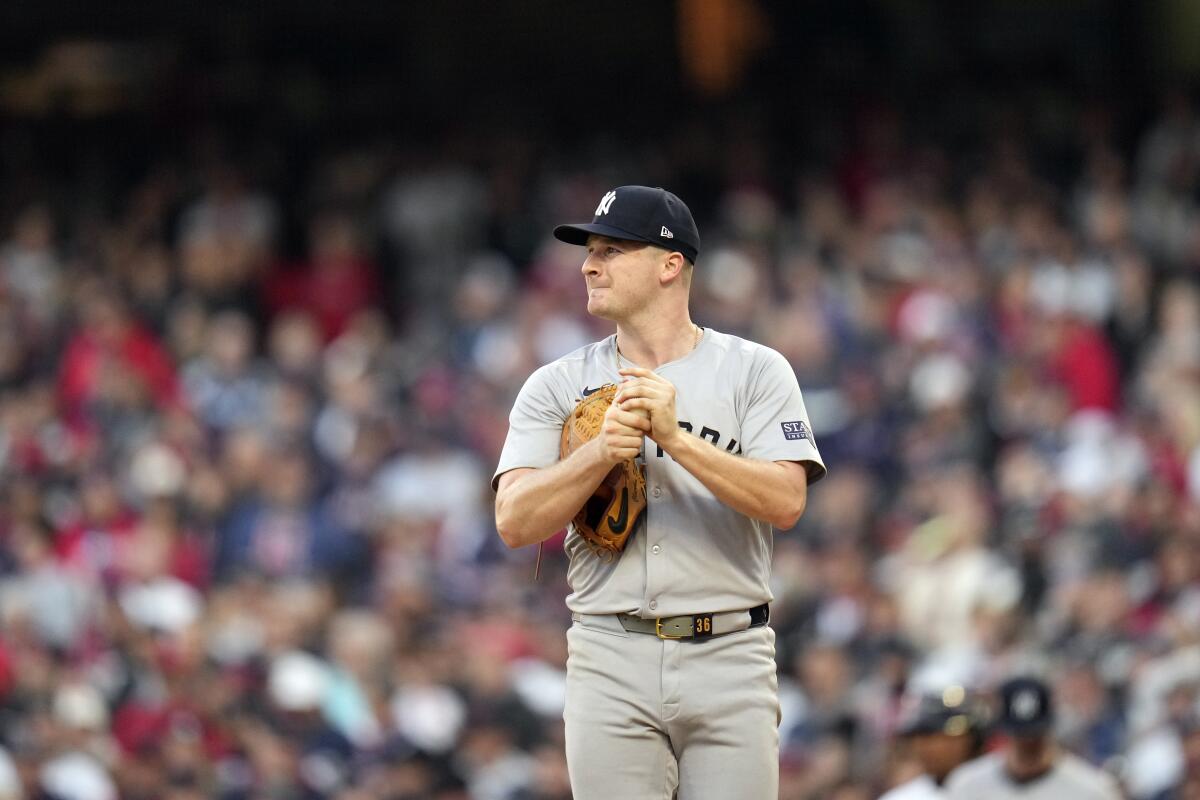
[586,297,616,319]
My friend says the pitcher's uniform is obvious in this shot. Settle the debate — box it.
[493,328,825,799]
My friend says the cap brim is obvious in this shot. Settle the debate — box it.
[900,718,950,736]
[553,222,658,248]
[1000,720,1052,737]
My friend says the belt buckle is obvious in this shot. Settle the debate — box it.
[655,617,686,639]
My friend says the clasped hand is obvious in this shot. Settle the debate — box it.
[614,367,681,449]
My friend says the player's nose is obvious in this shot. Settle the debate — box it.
[581,256,601,278]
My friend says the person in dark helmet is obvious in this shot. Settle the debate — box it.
[880,685,987,800]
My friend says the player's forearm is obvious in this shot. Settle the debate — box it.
[494,440,614,548]
[658,433,806,529]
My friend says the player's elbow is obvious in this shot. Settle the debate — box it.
[773,494,807,530]
[494,494,515,547]
[496,521,525,549]
[492,472,544,546]
[495,501,544,549]
[494,472,535,548]
[494,502,528,549]
[770,463,809,529]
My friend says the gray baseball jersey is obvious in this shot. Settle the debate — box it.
[493,327,826,617]
[944,753,1122,800]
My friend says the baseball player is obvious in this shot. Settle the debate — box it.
[492,185,826,799]
[879,686,987,800]
[944,676,1123,800]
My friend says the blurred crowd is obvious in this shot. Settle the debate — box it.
[2,84,1200,799]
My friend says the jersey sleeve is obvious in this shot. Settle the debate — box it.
[492,364,571,490]
[738,347,827,484]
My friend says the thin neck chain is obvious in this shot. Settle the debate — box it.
[613,324,702,371]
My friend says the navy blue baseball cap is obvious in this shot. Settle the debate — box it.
[554,185,701,264]
[998,676,1054,736]
[898,686,985,737]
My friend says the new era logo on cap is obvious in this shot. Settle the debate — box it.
[552,185,701,264]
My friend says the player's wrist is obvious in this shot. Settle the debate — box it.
[653,425,686,453]
[587,436,629,468]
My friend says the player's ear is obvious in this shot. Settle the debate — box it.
[659,251,686,286]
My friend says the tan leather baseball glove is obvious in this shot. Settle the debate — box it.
[559,383,647,556]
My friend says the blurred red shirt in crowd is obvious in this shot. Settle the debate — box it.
[58,286,184,431]
[262,213,380,341]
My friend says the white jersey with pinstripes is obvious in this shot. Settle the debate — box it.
[493,327,826,618]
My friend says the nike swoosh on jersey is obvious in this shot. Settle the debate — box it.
[582,386,602,396]
[606,487,629,533]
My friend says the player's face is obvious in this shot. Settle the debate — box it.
[581,235,660,320]
[911,732,974,781]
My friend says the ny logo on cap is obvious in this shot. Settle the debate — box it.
[595,191,617,216]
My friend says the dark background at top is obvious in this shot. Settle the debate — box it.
[0,1,1166,134]
[0,0,1189,256]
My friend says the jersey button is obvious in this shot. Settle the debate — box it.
[652,486,662,498]
[649,600,657,611]
[651,545,661,554]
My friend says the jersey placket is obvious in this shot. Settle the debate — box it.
[642,458,670,616]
